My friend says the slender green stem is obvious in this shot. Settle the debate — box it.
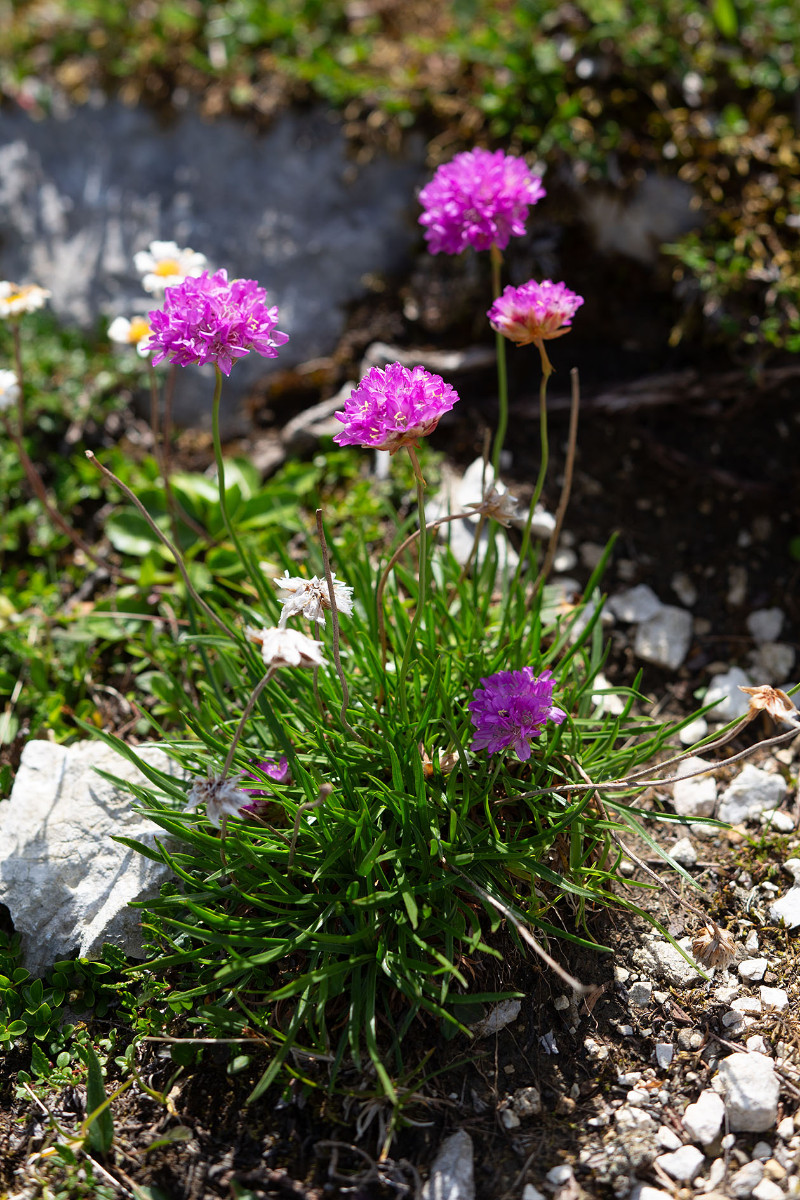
[211,366,273,611]
[222,668,275,778]
[512,356,552,594]
[489,246,508,478]
[396,446,428,716]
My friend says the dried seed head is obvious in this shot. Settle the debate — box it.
[739,684,799,724]
[692,921,737,970]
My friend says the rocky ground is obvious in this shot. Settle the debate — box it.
[2,343,800,1199]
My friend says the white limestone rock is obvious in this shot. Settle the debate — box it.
[422,1130,474,1200]
[654,1145,704,1182]
[747,608,785,643]
[632,933,706,987]
[718,764,786,824]
[715,1053,780,1132]
[669,837,697,867]
[749,641,796,684]
[739,958,769,982]
[705,667,753,723]
[634,606,693,670]
[608,584,663,623]
[0,740,180,976]
[770,858,800,929]
[671,757,717,819]
[682,1088,725,1146]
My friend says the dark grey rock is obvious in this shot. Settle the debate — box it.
[0,100,425,432]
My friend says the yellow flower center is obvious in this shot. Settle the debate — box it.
[154,259,181,277]
[129,317,151,341]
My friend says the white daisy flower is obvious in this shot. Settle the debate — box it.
[185,774,252,828]
[273,571,355,627]
[245,624,326,669]
[133,240,208,295]
[0,369,20,411]
[0,281,50,319]
[108,315,152,357]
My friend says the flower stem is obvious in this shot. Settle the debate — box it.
[489,245,508,477]
[211,366,273,611]
[534,366,580,592]
[396,446,428,712]
[316,509,363,742]
[222,667,275,778]
[512,357,551,593]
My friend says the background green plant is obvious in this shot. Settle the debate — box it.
[2,1,798,355]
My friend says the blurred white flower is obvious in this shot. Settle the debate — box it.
[273,571,354,627]
[0,281,50,318]
[108,315,152,357]
[246,624,326,669]
[185,774,252,828]
[133,240,208,295]
[0,369,20,411]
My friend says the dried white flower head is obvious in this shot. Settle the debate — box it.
[185,773,252,828]
[108,315,152,357]
[465,485,520,528]
[273,571,354,627]
[246,624,326,669]
[692,921,737,970]
[0,281,50,318]
[133,240,208,295]
[739,684,799,724]
[0,369,20,411]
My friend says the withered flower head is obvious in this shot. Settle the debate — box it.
[465,486,520,528]
[739,685,799,724]
[692,921,737,970]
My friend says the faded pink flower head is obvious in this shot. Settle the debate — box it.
[147,269,288,375]
[418,148,545,255]
[488,279,584,347]
[240,757,291,815]
[469,667,566,761]
[333,363,459,454]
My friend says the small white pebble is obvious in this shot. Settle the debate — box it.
[500,1107,521,1129]
[618,1024,634,1037]
[618,1071,643,1086]
[657,1125,682,1151]
[627,1088,649,1107]
[655,1043,674,1069]
[546,1164,574,1187]
[753,1179,785,1200]
[760,986,789,1012]
[745,929,760,953]
[746,1035,770,1055]
[739,958,769,982]
[777,1116,795,1140]
[753,1141,774,1161]
[722,1133,736,1150]
[522,1187,546,1200]
[614,966,631,984]
[553,994,570,1011]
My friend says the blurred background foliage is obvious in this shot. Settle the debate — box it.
[1,0,799,354]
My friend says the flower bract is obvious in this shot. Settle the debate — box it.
[0,369,20,411]
[133,240,208,295]
[0,281,50,319]
[487,279,584,347]
[108,315,152,357]
[246,625,326,670]
[185,774,253,828]
[333,362,459,454]
[469,667,566,761]
[418,148,545,255]
[240,757,291,814]
[147,269,289,375]
[273,571,354,627]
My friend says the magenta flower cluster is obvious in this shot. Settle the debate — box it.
[147,269,288,375]
[487,279,584,347]
[333,362,460,454]
[469,668,566,761]
[418,148,546,256]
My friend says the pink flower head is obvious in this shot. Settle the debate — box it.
[240,757,291,815]
[487,279,584,347]
[147,269,288,375]
[418,148,545,255]
[333,362,459,454]
[469,667,566,761]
